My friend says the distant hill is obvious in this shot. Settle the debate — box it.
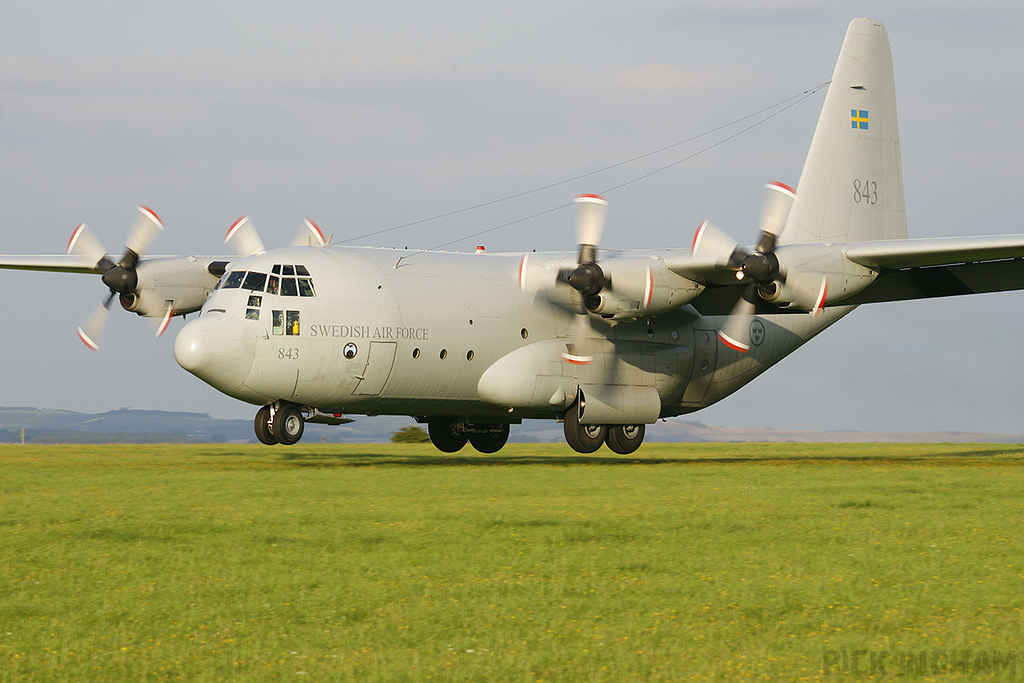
[1,406,1020,445]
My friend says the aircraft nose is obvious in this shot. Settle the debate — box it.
[174,313,257,394]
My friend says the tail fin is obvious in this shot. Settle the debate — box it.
[782,18,906,245]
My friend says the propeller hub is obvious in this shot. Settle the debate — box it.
[738,251,779,284]
[566,262,606,297]
[101,265,138,294]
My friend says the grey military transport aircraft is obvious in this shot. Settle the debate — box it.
[4,18,1024,453]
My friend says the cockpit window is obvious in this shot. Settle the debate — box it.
[242,272,267,292]
[222,271,245,289]
[262,266,316,297]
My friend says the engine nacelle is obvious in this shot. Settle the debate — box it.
[124,257,222,317]
[588,258,703,320]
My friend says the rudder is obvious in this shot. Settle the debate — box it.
[782,18,907,245]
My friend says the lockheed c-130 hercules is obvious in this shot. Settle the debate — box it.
[4,18,1024,453]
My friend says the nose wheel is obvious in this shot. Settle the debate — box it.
[253,402,306,446]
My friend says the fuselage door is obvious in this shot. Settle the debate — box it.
[353,341,398,396]
[680,328,716,406]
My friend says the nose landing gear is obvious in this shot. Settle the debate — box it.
[253,402,306,445]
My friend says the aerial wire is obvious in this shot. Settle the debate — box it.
[345,80,830,251]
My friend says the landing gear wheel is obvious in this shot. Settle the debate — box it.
[469,424,510,453]
[273,404,305,445]
[563,399,606,454]
[428,417,468,453]
[254,405,278,445]
[606,424,646,455]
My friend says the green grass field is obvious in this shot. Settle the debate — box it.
[2,443,1023,681]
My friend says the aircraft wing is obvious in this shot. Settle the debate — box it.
[839,234,1024,305]
[0,255,103,274]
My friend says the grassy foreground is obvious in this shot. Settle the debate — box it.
[2,442,1023,682]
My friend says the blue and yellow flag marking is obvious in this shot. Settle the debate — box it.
[851,110,869,130]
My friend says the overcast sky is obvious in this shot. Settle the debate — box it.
[2,1,1023,435]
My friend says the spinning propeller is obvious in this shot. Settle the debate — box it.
[557,194,609,365]
[67,206,168,350]
[692,181,827,352]
[224,216,327,257]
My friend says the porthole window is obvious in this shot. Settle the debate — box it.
[439,349,448,360]
[521,328,528,339]
[466,350,474,361]
[412,348,420,359]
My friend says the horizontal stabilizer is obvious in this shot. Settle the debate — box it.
[844,234,1024,270]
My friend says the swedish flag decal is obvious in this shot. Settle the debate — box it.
[851,110,869,130]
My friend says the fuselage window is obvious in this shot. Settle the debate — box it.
[246,308,260,321]
[223,271,245,289]
[286,310,300,335]
[283,265,295,276]
[248,295,262,307]
[242,271,267,292]
[272,310,284,335]
[281,278,298,296]
[298,279,315,297]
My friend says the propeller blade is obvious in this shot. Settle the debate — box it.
[757,181,796,252]
[561,310,594,366]
[66,223,110,269]
[153,302,175,338]
[290,218,327,247]
[718,284,758,353]
[77,292,116,351]
[691,220,739,265]
[574,194,607,261]
[123,206,164,264]
[224,216,266,256]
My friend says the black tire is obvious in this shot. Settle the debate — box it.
[469,424,510,453]
[563,399,606,453]
[273,404,305,446]
[254,405,278,445]
[428,417,468,453]
[606,424,646,455]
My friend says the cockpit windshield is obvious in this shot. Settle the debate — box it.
[217,265,316,296]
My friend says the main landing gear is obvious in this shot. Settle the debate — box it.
[254,402,305,445]
[427,418,510,453]
[562,398,646,455]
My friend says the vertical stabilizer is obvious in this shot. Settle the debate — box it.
[782,18,906,244]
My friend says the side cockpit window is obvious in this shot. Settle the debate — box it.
[222,271,246,289]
